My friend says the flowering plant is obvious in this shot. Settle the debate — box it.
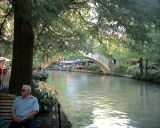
[33,82,58,113]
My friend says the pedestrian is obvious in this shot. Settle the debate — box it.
[0,64,3,90]
[1,68,10,88]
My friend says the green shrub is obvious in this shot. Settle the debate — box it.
[146,69,156,80]
[146,68,160,82]
[127,65,160,82]
[126,65,141,78]
[154,71,160,82]
[32,71,49,81]
[89,63,102,72]
[115,64,129,74]
[126,65,137,75]
[33,82,58,113]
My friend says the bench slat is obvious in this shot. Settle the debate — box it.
[0,100,14,103]
[0,96,13,99]
[0,112,11,114]
[0,109,12,113]
[0,102,14,105]
[0,106,12,109]
[0,97,13,100]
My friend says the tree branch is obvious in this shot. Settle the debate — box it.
[76,9,95,25]
[35,24,47,41]
[72,0,90,5]
[46,26,64,38]
[0,7,13,36]
[0,36,12,47]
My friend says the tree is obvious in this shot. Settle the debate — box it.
[9,0,75,93]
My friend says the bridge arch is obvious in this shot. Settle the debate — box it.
[80,51,111,74]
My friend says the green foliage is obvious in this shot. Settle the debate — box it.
[126,65,140,77]
[32,71,49,81]
[115,49,139,62]
[33,82,58,112]
[146,67,160,82]
[127,64,160,82]
[147,30,160,63]
[89,63,102,72]
[0,1,13,54]
[115,64,129,74]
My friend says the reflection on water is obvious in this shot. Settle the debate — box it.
[47,70,160,128]
[89,108,131,128]
[88,98,132,128]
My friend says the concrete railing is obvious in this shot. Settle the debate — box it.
[80,51,111,74]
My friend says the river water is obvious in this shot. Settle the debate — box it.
[47,70,160,128]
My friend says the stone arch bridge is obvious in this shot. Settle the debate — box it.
[79,51,111,74]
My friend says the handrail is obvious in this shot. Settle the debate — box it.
[57,103,61,128]
[86,53,109,67]
[79,51,110,73]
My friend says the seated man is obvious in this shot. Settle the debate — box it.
[9,85,39,128]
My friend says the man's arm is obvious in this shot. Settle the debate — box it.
[11,98,18,122]
[22,110,38,120]
[11,97,23,122]
[14,110,38,122]
[11,109,19,122]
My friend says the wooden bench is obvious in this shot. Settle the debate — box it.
[0,93,59,128]
[0,93,39,128]
[0,93,15,128]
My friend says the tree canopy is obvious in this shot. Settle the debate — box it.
[0,0,159,92]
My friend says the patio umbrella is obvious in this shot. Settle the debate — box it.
[0,57,11,62]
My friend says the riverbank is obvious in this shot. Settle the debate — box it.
[46,67,133,78]
[46,67,102,74]
[37,110,72,128]
[46,67,160,84]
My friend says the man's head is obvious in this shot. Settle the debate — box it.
[21,85,31,97]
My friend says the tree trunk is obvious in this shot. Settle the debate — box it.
[9,1,34,94]
[145,59,148,79]
[139,57,143,77]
